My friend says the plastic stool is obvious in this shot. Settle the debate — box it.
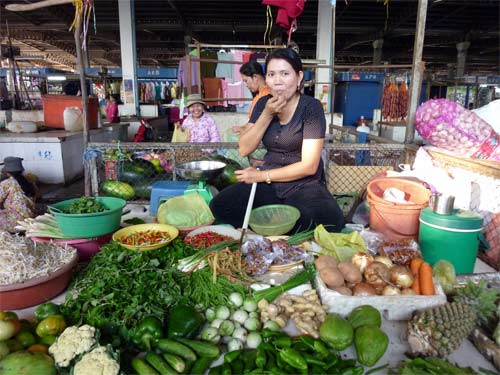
[149,180,191,215]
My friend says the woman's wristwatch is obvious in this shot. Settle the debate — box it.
[265,170,272,184]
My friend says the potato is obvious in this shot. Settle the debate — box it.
[352,282,377,296]
[315,255,338,271]
[319,268,344,289]
[333,286,352,296]
[338,261,363,284]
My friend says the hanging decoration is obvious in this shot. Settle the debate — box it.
[69,0,96,50]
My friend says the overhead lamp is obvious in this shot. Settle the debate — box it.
[47,75,67,81]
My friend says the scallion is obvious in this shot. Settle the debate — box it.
[253,263,316,302]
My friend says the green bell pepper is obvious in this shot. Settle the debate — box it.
[167,305,203,339]
[34,303,60,322]
[133,316,163,351]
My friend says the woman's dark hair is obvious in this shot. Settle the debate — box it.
[239,61,265,78]
[265,48,303,74]
[9,171,35,197]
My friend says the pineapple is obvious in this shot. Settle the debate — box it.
[407,280,499,357]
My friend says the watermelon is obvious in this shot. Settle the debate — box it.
[117,159,156,184]
[135,180,153,199]
[101,180,135,200]
[211,164,239,191]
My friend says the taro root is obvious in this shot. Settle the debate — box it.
[333,286,353,296]
[315,255,338,271]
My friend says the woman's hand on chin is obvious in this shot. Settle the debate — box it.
[264,95,286,116]
[235,167,263,184]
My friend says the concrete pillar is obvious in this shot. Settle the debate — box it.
[456,41,470,78]
[372,39,384,65]
[314,0,333,113]
[447,63,455,80]
[405,0,428,144]
[118,0,139,116]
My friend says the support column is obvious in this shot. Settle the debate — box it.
[405,0,428,144]
[315,0,334,113]
[118,0,139,116]
[456,41,470,78]
[372,39,384,65]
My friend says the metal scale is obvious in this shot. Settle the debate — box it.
[149,160,226,215]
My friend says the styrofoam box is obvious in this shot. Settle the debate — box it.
[315,274,447,321]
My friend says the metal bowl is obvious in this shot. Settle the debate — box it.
[175,160,226,180]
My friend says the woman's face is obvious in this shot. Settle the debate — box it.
[242,74,259,93]
[188,103,204,119]
[265,58,303,101]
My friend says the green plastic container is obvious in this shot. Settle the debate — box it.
[419,208,483,274]
[49,197,126,238]
[249,204,301,236]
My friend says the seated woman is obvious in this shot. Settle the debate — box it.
[177,94,221,143]
[0,157,36,232]
[105,95,120,123]
[210,48,345,233]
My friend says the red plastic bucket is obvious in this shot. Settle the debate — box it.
[31,234,112,260]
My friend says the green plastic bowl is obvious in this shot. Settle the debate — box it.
[249,204,301,236]
[49,197,126,238]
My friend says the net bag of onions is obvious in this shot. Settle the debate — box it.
[415,98,500,161]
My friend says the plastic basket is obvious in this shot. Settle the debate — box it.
[49,197,126,238]
[249,204,301,236]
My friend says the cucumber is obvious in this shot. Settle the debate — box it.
[145,352,177,375]
[155,339,197,362]
[131,357,159,375]
[162,353,185,373]
[176,338,220,358]
[190,357,213,375]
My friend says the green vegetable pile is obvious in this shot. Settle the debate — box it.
[64,197,107,214]
[390,357,487,375]
[61,239,248,346]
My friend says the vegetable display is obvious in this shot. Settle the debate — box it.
[415,98,500,161]
[184,231,233,249]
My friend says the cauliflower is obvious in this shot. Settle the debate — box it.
[48,324,96,367]
[73,346,120,375]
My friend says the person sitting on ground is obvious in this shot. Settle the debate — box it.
[232,61,271,135]
[176,94,221,143]
[105,95,120,123]
[0,157,36,232]
[210,48,345,233]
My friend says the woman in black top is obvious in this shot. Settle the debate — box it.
[210,48,345,232]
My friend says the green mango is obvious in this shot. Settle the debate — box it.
[0,351,56,375]
[319,314,353,350]
[354,325,389,367]
[348,305,382,330]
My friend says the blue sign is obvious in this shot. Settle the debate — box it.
[335,72,385,82]
[136,68,177,79]
[487,76,500,84]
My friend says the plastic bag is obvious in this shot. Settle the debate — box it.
[157,193,214,227]
[171,125,189,143]
[415,99,500,160]
[314,224,367,261]
[377,238,422,267]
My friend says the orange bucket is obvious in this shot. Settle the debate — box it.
[367,178,431,207]
[367,178,431,240]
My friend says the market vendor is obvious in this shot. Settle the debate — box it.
[232,61,271,135]
[0,157,36,232]
[210,48,345,233]
[176,94,221,143]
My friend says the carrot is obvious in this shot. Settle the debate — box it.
[410,258,424,276]
[419,262,435,295]
[412,274,421,294]
[27,344,48,354]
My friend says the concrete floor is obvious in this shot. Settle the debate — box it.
[36,177,85,213]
